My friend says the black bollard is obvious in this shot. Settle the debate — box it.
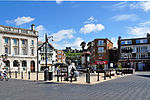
[21,71,23,79]
[28,71,30,79]
[57,70,59,82]
[44,70,49,81]
[104,71,106,80]
[97,72,100,81]
[9,71,11,78]
[109,70,111,79]
[15,71,17,78]
[86,69,90,83]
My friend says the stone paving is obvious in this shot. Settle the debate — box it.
[7,72,128,84]
[0,72,150,100]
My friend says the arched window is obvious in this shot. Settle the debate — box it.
[22,60,27,67]
[5,60,10,67]
[13,60,19,67]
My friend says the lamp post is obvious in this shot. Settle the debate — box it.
[38,33,54,81]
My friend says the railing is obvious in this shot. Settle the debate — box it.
[0,26,37,35]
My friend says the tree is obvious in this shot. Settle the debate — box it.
[87,42,92,51]
[80,41,86,51]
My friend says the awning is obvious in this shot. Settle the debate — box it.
[94,61,108,65]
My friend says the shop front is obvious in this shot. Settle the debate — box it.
[94,61,108,70]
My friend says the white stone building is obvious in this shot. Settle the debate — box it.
[0,24,38,72]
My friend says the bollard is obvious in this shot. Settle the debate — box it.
[28,71,30,79]
[109,70,111,79]
[21,71,23,79]
[61,71,62,82]
[70,76,72,82]
[15,71,17,78]
[9,71,11,78]
[86,69,90,83]
[104,71,106,80]
[97,72,100,81]
[44,70,49,81]
[57,70,59,82]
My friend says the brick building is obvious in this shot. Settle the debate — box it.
[90,38,113,68]
[118,33,150,71]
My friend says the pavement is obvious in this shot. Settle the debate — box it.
[7,71,129,84]
[0,72,150,100]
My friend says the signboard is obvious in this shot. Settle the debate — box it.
[110,63,113,67]
[94,61,108,65]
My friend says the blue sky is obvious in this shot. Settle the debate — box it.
[1,1,150,49]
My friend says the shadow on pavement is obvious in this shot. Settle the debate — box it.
[137,75,150,78]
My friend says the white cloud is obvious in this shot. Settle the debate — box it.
[139,21,150,26]
[130,1,150,12]
[128,27,150,37]
[112,14,138,21]
[53,37,84,50]
[6,16,35,25]
[52,29,75,42]
[80,24,104,34]
[35,25,49,41]
[113,2,128,9]
[72,37,84,49]
[113,1,150,12]
[56,0,63,4]
[84,16,97,24]
[111,37,118,48]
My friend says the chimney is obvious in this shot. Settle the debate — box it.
[147,33,150,37]
[31,24,35,31]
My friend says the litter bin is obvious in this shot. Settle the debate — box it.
[44,69,49,81]
[48,72,53,80]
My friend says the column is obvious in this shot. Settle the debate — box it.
[19,39,22,55]
[10,38,13,55]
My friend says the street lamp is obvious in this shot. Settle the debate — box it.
[37,33,54,81]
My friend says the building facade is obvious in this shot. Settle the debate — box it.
[38,41,57,71]
[108,47,119,68]
[0,24,38,72]
[90,38,113,68]
[118,33,150,71]
[56,50,66,63]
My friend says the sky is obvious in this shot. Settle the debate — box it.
[0,1,150,49]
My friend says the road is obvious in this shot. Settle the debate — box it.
[0,72,150,100]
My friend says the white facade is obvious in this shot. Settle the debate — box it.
[120,44,150,59]
[0,25,38,72]
[38,43,57,72]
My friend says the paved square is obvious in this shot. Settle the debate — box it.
[0,72,150,100]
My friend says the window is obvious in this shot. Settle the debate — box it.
[14,48,17,55]
[4,38,9,44]
[31,49,34,55]
[58,60,61,63]
[99,54,104,56]
[98,40,104,46]
[58,51,61,54]
[31,40,34,45]
[98,47,104,53]
[22,40,25,45]
[136,39,148,44]
[121,40,132,45]
[22,48,26,55]
[58,55,61,58]
[5,47,8,54]
[13,39,17,45]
